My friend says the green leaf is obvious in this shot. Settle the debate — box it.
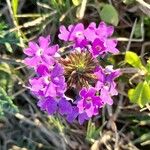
[0,87,18,116]
[86,119,101,142]
[0,63,11,74]
[125,51,143,68]
[146,59,150,72]
[145,59,150,84]
[128,81,150,107]
[72,0,81,6]
[128,88,135,101]
[0,63,13,92]
[134,22,142,38]
[11,0,18,15]
[0,22,7,32]
[100,4,119,26]
[133,133,150,144]
[5,42,13,53]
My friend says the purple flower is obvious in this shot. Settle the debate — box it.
[96,22,114,38]
[66,105,90,125]
[105,39,119,54]
[69,23,85,41]
[90,39,118,57]
[78,112,89,125]
[58,97,73,115]
[29,63,66,98]
[91,38,106,57]
[95,66,121,105]
[66,106,79,123]
[84,22,97,42]
[24,21,120,125]
[58,23,85,42]
[24,35,59,68]
[38,96,74,116]
[58,23,88,48]
[100,87,113,105]
[29,77,43,94]
[38,97,58,115]
[77,87,103,118]
[75,39,88,48]
[58,25,73,41]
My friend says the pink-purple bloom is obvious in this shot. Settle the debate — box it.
[24,35,59,68]
[58,21,119,57]
[38,97,73,115]
[95,65,121,105]
[91,38,105,56]
[77,87,103,117]
[38,97,58,115]
[24,21,121,125]
[29,63,66,98]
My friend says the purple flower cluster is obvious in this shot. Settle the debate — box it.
[59,22,119,56]
[24,22,121,124]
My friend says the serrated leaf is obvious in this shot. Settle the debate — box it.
[72,0,81,6]
[0,87,18,116]
[125,51,143,68]
[100,4,119,26]
[128,81,150,107]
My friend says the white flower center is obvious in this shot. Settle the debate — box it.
[36,48,43,56]
[105,65,113,73]
[86,97,92,103]
[75,31,83,38]
[44,76,51,84]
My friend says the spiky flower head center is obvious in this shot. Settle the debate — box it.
[74,57,86,72]
[61,50,98,89]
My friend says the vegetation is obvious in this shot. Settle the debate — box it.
[0,0,150,149]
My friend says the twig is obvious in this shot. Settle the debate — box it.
[59,6,75,22]
[107,105,113,117]
[37,1,53,10]
[136,0,150,10]
[0,57,24,65]
[115,17,144,43]
[146,104,150,111]
[126,19,137,51]
[140,41,150,65]
[120,68,140,74]
[21,93,39,113]
[115,37,143,42]
[108,0,112,5]
[7,11,57,34]
[12,88,27,97]
[114,83,125,121]
[76,0,87,19]
[6,0,25,47]
[15,113,60,147]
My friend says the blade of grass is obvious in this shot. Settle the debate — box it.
[11,0,18,15]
